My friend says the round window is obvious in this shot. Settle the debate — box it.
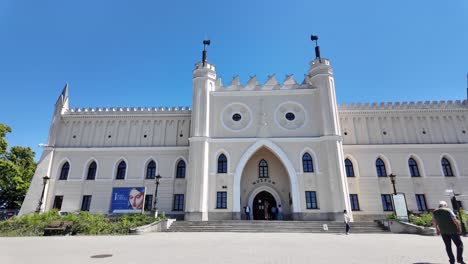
[285,112,295,121]
[232,113,242,121]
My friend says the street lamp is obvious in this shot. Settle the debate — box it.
[36,176,50,213]
[152,174,162,218]
[389,173,397,195]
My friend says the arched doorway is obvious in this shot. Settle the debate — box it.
[252,191,277,220]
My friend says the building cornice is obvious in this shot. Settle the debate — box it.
[343,143,468,150]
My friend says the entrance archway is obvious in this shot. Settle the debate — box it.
[252,191,277,220]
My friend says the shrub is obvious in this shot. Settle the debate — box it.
[386,214,398,220]
[0,211,161,236]
[409,212,433,227]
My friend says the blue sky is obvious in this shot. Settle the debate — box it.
[0,0,467,160]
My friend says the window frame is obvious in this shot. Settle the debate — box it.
[173,194,185,211]
[258,159,269,178]
[415,194,428,211]
[144,194,153,211]
[146,160,156,179]
[376,158,387,177]
[115,161,126,180]
[441,158,454,177]
[305,191,318,209]
[176,160,186,178]
[53,195,64,210]
[80,195,92,211]
[216,192,227,209]
[381,194,394,212]
[349,194,360,211]
[59,162,70,180]
[408,158,420,177]
[345,159,355,177]
[217,154,227,174]
[302,153,314,173]
[86,161,97,180]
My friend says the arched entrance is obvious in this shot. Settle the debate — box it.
[252,191,277,220]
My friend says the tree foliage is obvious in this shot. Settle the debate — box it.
[0,123,37,209]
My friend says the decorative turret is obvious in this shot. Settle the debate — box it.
[46,83,70,147]
[186,40,216,221]
[191,40,216,137]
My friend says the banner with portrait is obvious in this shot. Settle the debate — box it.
[110,187,146,213]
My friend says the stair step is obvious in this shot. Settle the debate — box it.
[166,220,387,233]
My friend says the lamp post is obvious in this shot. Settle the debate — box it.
[36,176,50,213]
[152,174,162,218]
[389,173,397,195]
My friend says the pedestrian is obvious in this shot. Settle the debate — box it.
[277,204,283,220]
[245,205,250,220]
[343,210,350,235]
[432,201,465,264]
[271,206,277,220]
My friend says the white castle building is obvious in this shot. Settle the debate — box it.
[20,42,468,221]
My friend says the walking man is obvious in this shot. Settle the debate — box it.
[432,201,465,264]
[277,204,283,220]
[343,210,351,235]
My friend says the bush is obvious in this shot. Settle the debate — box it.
[386,214,398,220]
[0,211,161,236]
[409,212,433,227]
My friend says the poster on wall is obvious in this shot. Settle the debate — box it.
[110,187,146,213]
[393,193,409,222]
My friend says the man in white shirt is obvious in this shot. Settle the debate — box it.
[245,205,251,220]
[344,210,351,235]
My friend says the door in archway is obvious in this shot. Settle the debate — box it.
[253,191,277,220]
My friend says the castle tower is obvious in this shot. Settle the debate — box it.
[185,41,216,220]
[307,40,352,219]
[19,84,69,215]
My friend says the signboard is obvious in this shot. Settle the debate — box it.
[110,187,146,213]
[393,193,409,222]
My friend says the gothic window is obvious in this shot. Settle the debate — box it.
[302,153,314,173]
[408,158,420,177]
[217,154,227,174]
[59,162,70,180]
[441,158,454,177]
[146,160,156,179]
[259,159,269,178]
[176,160,186,178]
[86,161,97,180]
[116,161,126,180]
[376,158,387,177]
[345,159,355,177]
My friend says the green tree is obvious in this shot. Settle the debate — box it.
[0,124,37,209]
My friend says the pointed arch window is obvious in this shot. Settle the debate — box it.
[302,153,314,173]
[217,154,227,174]
[441,158,454,177]
[59,162,70,180]
[176,160,186,178]
[408,158,420,177]
[86,161,97,180]
[116,161,126,180]
[376,158,387,177]
[259,159,269,178]
[146,160,156,179]
[345,159,355,177]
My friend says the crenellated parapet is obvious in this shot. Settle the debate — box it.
[66,106,192,115]
[339,100,468,111]
[215,73,313,91]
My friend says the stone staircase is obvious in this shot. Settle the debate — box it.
[166,220,388,233]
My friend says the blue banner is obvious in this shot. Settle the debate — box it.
[110,187,146,213]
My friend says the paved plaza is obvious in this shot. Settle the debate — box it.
[1,232,466,264]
